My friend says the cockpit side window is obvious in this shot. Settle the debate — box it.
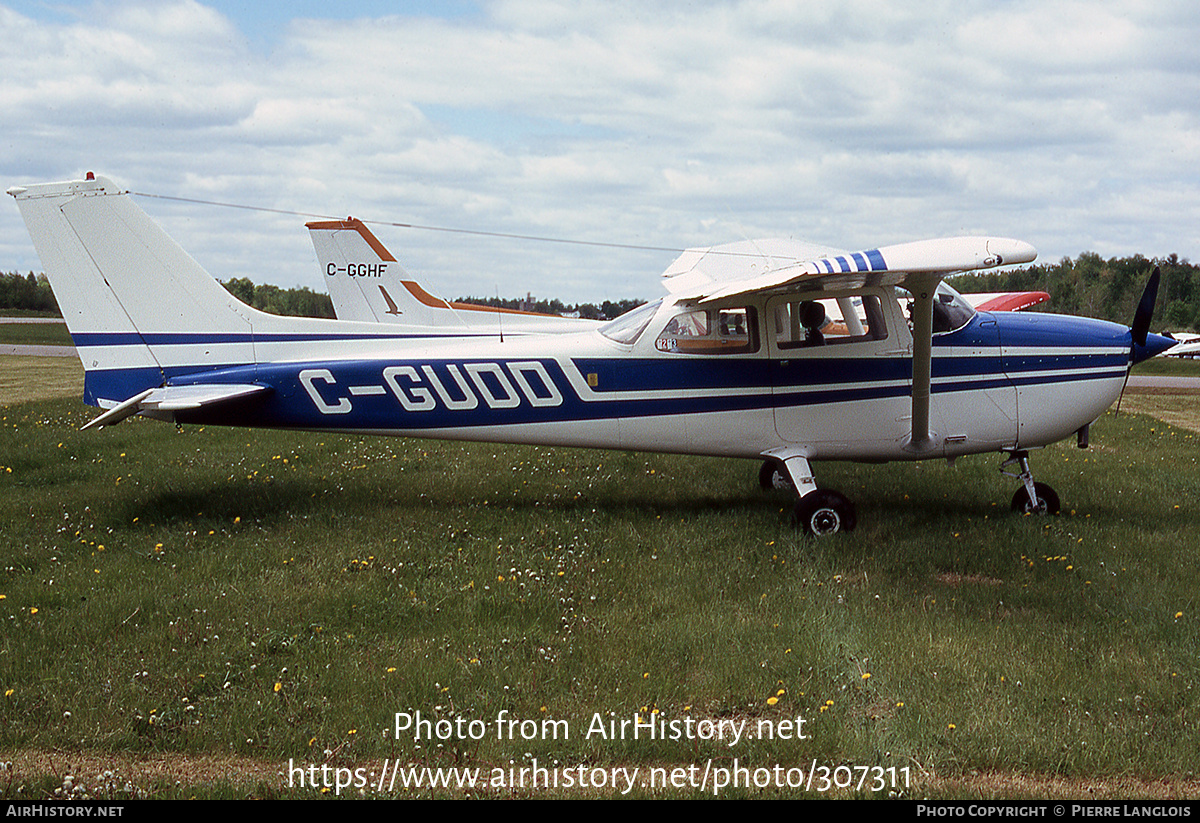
[654,305,759,354]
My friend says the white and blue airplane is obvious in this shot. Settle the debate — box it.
[8,173,1175,534]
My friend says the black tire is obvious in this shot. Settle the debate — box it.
[758,459,794,492]
[1010,482,1060,515]
[792,489,857,535]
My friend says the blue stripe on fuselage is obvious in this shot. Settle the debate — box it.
[76,313,1132,432]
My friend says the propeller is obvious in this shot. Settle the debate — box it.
[1131,267,1161,349]
[1115,267,1162,416]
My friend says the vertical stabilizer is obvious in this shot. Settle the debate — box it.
[307,218,469,327]
[9,174,256,404]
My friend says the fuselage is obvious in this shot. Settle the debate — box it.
[102,287,1154,464]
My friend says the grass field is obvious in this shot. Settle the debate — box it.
[1130,356,1200,377]
[0,321,72,348]
[0,356,83,406]
[1,358,1198,799]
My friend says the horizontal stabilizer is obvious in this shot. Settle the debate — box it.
[82,384,269,430]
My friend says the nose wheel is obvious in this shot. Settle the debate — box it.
[1011,482,1060,515]
[1002,451,1060,515]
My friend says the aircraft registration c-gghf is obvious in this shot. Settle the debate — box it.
[8,173,1176,535]
[308,216,604,334]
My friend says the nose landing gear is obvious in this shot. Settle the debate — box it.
[1001,451,1060,515]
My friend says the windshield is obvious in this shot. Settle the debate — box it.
[599,299,660,344]
[932,282,976,333]
[897,282,976,335]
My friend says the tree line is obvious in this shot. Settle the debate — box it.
[454,295,644,321]
[0,271,336,319]
[949,252,1199,331]
[5,251,1198,330]
[0,271,58,313]
[0,270,643,322]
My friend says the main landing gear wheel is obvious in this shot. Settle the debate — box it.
[793,490,857,536]
[759,459,795,492]
[1011,482,1060,516]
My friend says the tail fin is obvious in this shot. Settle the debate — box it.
[307,217,470,327]
[9,174,259,405]
[307,218,602,334]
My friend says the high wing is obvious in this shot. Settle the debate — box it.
[663,236,1037,303]
[662,236,1038,450]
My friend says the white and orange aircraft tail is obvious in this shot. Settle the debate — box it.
[307,217,600,333]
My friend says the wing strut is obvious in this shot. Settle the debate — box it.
[907,275,938,451]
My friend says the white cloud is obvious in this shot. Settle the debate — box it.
[3,0,1200,303]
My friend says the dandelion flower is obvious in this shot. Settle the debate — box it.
[767,697,778,706]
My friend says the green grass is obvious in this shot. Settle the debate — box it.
[0,395,1198,798]
[1131,356,1200,376]
[0,321,72,347]
[0,356,83,406]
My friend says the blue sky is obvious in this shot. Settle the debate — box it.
[3,1,1199,303]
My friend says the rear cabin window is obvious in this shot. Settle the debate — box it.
[654,306,758,354]
[773,295,888,350]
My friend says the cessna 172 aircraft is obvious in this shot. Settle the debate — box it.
[8,173,1175,534]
